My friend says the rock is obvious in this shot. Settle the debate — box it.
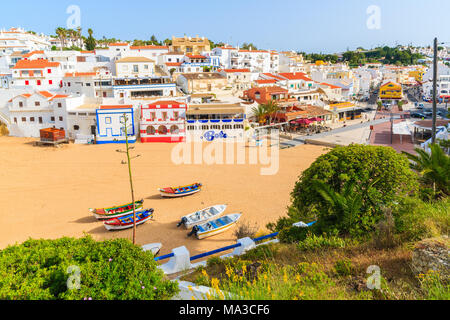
[411,236,449,278]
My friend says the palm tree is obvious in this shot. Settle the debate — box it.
[402,144,450,197]
[251,104,267,125]
[312,180,364,234]
[261,99,280,125]
[55,27,67,51]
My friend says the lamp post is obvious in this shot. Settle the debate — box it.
[432,37,438,144]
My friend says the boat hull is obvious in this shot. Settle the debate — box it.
[92,205,144,220]
[193,213,241,240]
[103,210,153,231]
[90,200,144,219]
[159,188,201,198]
[196,223,235,239]
[181,204,227,229]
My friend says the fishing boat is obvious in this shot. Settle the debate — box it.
[103,209,154,231]
[90,199,144,220]
[177,204,227,229]
[142,243,162,256]
[159,183,202,198]
[187,213,241,240]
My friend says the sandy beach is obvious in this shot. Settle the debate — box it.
[0,136,327,257]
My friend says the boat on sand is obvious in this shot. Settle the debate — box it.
[187,213,241,240]
[90,199,144,219]
[177,204,227,229]
[103,209,154,231]
[159,183,202,198]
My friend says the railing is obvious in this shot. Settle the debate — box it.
[154,232,279,262]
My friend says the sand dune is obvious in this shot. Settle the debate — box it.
[0,136,327,257]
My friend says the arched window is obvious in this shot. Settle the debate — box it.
[158,125,168,135]
[170,125,179,134]
[254,91,261,100]
[146,125,156,135]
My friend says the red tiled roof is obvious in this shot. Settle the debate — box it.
[130,45,169,50]
[166,62,182,67]
[13,59,60,69]
[100,105,133,109]
[81,50,94,54]
[223,68,250,73]
[319,82,341,89]
[22,50,44,58]
[37,91,54,98]
[49,94,69,100]
[255,79,278,84]
[108,43,129,46]
[279,72,313,81]
[219,46,236,50]
[186,54,206,59]
[262,73,286,81]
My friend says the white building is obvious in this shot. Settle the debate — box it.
[115,56,155,78]
[11,58,63,90]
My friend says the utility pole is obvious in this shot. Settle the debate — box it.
[432,37,438,144]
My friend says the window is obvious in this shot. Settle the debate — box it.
[170,125,179,134]
[174,111,179,120]
[158,125,167,134]
[37,80,41,86]
[50,116,55,122]
[146,125,156,135]
[47,69,52,74]
[48,80,53,85]
[19,102,23,107]
[105,117,112,124]
[14,117,17,123]
[162,112,167,121]
[144,65,149,70]
[38,117,43,124]
[58,103,62,108]
[133,65,139,73]
[35,101,40,106]
[73,125,79,130]
[30,117,35,122]
[59,116,63,121]
[68,82,71,87]
[25,80,29,86]
[22,117,26,122]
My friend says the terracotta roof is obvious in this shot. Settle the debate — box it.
[255,79,277,84]
[279,72,313,81]
[22,50,44,58]
[80,50,94,54]
[223,68,250,73]
[239,50,268,53]
[49,94,69,100]
[13,59,60,69]
[166,62,182,66]
[186,54,207,59]
[37,91,54,98]
[319,82,341,89]
[130,45,169,50]
[219,46,237,50]
[108,43,129,46]
[100,105,133,109]
[262,73,286,81]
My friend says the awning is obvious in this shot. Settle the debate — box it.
[291,118,312,124]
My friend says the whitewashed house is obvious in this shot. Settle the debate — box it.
[11,58,63,90]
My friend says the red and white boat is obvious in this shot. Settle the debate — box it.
[159,183,202,198]
[103,209,154,231]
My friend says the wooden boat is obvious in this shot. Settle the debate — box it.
[90,199,144,220]
[177,204,227,229]
[142,243,162,256]
[187,213,241,240]
[159,183,202,198]
[103,209,154,231]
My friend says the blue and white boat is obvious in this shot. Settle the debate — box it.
[177,204,227,229]
[188,213,241,239]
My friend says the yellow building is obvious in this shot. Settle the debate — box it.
[408,69,425,82]
[379,81,403,100]
[170,35,211,55]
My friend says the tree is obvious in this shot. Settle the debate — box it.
[0,236,178,300]
[312,180,365,235]
[261,99,280,125]
[241,42,258,50]
[85,28,96,51]
[55,27,67,51]
[269,145,418,236]
[251,105,267,125]
[402,144,450,198]
[116,113,141,244]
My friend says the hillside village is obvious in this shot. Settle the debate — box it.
[0,26,445,146]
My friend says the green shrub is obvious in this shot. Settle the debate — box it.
[297,234,347,251]
[0,236,178,300]
[418,270,450,300]
[272,145,418,239]
[393,197,450,242]
[240,243,279,260]
[334,259,355,277]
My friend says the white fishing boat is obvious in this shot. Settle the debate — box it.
[188,213,241,240]
[142,243,162,256]
[177,204,227,229]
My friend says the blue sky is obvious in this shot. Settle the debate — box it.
[1,0,448,53]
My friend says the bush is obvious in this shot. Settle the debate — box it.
[0,236,178,300]
[418,270,450,300]
[233,221,259,240]
[272,145,418,239]
[393,197,450,242]
[297,234,347,251]
[334,259,355,277]
[0,123,9,136]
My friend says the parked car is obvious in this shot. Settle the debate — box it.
[417,103,424,109]
[410,112,427,119]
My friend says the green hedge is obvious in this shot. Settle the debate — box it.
[0,236,178,300]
